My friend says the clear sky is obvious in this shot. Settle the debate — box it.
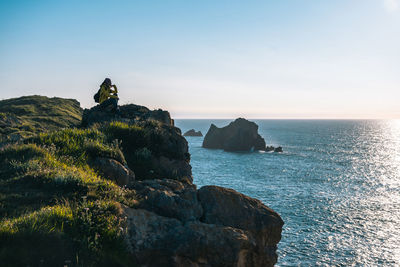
[0,0,399,119]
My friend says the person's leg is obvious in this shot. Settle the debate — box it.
[99,98,114,111]
[111,98,120,112]
[100,98,111,107]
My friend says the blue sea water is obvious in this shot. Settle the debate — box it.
[175,119,400,266]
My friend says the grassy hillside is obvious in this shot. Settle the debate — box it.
[0,95,191,265]
[0,127,137,266]
[0,95,82,142]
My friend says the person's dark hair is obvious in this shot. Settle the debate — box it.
[101,78,112,87]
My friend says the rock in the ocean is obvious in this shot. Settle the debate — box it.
[183,129,203,137]
[266,146,283,153]
[202,118,267,151]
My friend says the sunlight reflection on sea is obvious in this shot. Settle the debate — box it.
[176,119,400,266]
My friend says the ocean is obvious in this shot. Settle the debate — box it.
[175,119,400,266]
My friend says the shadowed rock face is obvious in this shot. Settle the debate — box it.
[203,118,267,151]
[124,182,284,267]
[198,186,284,263]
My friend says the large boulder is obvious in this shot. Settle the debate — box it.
[198,186,284,261]
[124,208,271,267]
[90,157,135,187]
[123,185,283,267]
[131,179,202,222]
[202,118,267,151]
[150,156,192,184]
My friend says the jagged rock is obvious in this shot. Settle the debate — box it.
[149,108,175,126]
[123,208,272,267]
[202,118,267,151]
[274,146,283,153]
[198,185,284,265]
[90,157,135,187]
[131,179,202,222]
[183,129,203,137]
[81,104,174,127]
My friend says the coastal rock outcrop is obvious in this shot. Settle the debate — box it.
[198,186,283,262]
[183,129,203,137]
[124,184,283,267]
[82,104,192,183]
[131,179,203,222]
[0,96,283,266]
[202,118,267,151]
[82,103,174,127]
[124,208,259,267]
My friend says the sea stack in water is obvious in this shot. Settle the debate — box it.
[203,118,269,151]
[183,129,203,137]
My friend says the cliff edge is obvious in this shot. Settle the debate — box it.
[0,96,283,266]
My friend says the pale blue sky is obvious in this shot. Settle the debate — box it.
[0,0,399,118]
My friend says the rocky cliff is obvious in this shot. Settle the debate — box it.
[0,96,283,266]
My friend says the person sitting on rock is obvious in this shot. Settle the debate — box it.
[99,78,119,112]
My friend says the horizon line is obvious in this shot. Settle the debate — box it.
[173,117,400,120]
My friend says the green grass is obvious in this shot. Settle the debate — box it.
[0,201,130,266]
[0,103,186,265]
[0,95,83,142]
[0,129,136,266]
[29,128,126,166]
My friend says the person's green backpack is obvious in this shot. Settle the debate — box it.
[94,88,101,103]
